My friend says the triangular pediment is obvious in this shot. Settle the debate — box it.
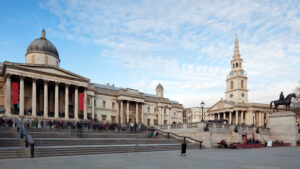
[4,62,89,82]
[208,100,236,112]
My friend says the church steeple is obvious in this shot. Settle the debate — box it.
[233,32,240,58]
[225,32,248,103]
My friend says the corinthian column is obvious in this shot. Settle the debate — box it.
[83,88,87,120]
[126,101,129,123]
[5,74,11,115]
[54,82,59,118]
[32,78,36,117]
[19,76,24,116]
[65,84,69,120]
[43,80,48,118]
[135,102,138,123]
[74,86,78,120]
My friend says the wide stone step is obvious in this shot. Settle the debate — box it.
[0,127,17,132]
[33,138,179,146]
[0,131,20,138]
[0,138,25,147]
[0,147,28,159]
[34,144,200,157]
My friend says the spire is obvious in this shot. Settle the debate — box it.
[233,31,240,58]
[41,29,46,38]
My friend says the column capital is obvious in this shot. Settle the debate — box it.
[32,77,37,81]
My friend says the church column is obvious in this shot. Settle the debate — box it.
[126,101,129,123]
[161,107,164,125]
[120,101,123,124]
[241,111,244,124]
[235,111,238,125]
[54,82,59,118]
[64,84,69,120]
[83,88,87,120]
[217,113,220,120]
[135,102,138,123]
[32,78,37,117]
[229,111,232,124]
[19,76,24,116]
[43,80,48,118]
[74,86,79,120]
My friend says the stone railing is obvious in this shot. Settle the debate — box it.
[171,123,183,129]
[187,123,198,128]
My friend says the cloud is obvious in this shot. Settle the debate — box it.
[40,0,300,107]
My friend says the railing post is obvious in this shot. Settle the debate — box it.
[167,132,170,139]
[31,144,34,158]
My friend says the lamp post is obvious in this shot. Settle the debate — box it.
[201,101,205,122]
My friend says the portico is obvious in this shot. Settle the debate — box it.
[3,63,89,121]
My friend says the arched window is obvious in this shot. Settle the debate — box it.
[236,63,238,67]
[231,81,234,89]
[241,80,244,88]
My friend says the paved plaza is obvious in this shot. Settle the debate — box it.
[0,147,299,169]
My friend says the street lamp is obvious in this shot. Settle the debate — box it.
[201,101,205,122]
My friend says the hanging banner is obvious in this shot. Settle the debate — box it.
[12,82,19,104]
[79,92,84,111]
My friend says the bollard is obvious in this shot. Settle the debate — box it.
[181,142,187,156]
[181,137,187,156]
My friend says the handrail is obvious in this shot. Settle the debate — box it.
[146,126,203,149]
[14,118,35,158]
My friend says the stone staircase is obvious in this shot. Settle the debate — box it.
[0,127,201,158]
[0,127,28,159]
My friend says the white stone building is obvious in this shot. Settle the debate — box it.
[184,107,210,123]
[0,29,184,126]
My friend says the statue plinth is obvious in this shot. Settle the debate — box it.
[269,111,297,146]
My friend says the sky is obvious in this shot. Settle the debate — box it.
[0,0,300,107]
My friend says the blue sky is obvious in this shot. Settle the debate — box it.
[0,0,300,107]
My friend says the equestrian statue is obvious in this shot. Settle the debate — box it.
[270,92,296,112]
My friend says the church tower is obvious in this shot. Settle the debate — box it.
[225,33,248,103]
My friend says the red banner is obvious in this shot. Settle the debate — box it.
[79,92,84,111]
[12,82,19,104]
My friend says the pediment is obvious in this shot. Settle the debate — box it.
[4,62,89,82]
[208,100,236,112]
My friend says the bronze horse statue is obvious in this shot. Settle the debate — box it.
[270,93,296,112]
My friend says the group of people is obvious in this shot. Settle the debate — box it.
[0,116,150,134]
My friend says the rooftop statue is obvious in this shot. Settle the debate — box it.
[270,92,296,112]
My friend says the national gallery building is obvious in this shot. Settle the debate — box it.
[0,29,183,126]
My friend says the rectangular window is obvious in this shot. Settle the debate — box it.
[148,107,150,113]
[112,102,115,109]
[94,99,96,107]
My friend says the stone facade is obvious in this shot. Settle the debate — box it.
[184,107,211,123]
[0,30,183,126]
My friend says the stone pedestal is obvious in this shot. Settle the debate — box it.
[269,111,298,146]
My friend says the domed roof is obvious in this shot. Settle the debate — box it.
[26,29,59,60]
[156,83,164,90]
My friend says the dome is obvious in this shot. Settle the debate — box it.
[25,29,59,60]
[156,83,164,90]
